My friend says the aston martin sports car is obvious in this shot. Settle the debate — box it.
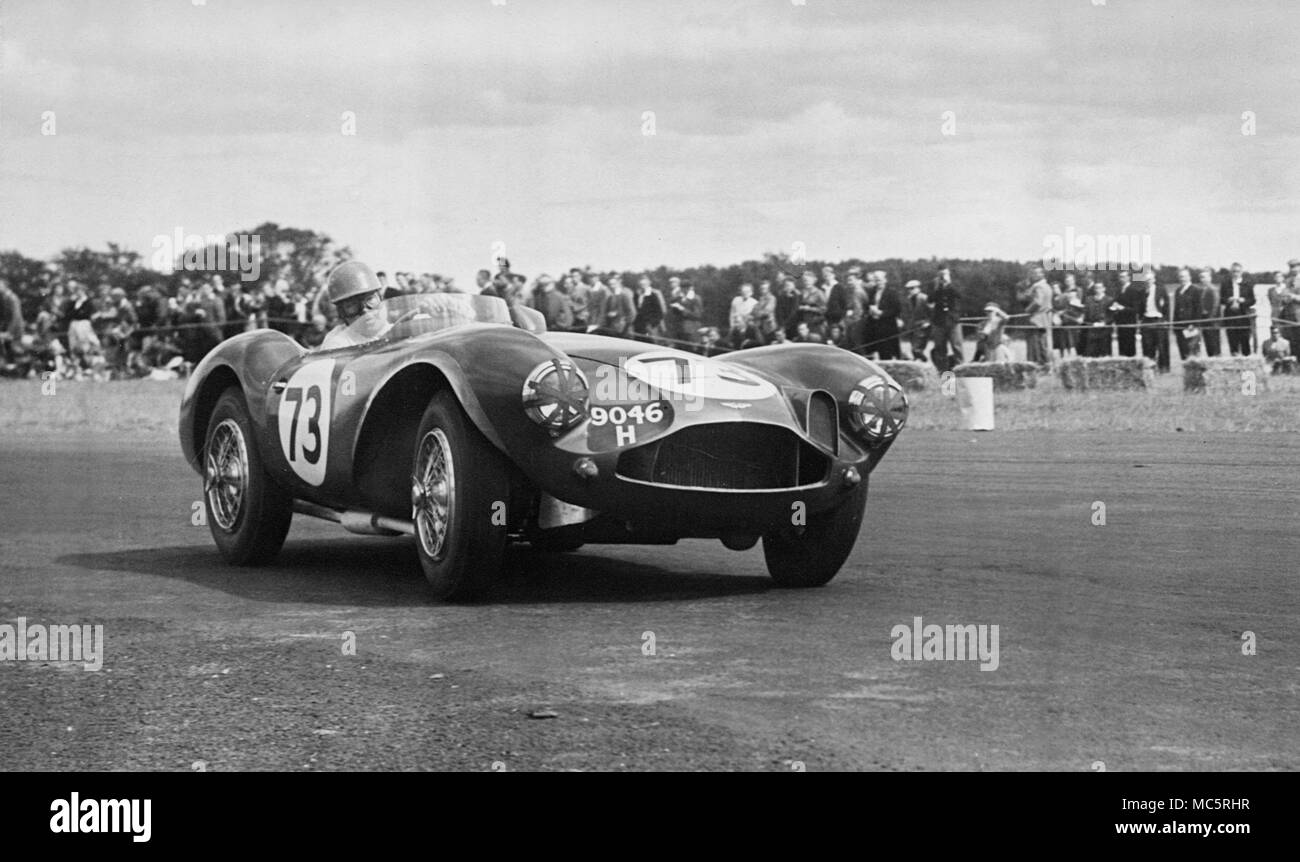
[179,292,908,599]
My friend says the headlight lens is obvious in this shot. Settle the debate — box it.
[847,374,908,442]
[522,359,590,435]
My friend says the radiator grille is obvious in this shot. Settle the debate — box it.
[616,424,828,490]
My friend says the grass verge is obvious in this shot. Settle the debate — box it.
[2,372,1297,437]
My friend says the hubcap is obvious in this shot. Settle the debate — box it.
[412,428,454,561]
[205,418,248,532]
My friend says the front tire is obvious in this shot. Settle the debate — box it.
[761,480,868,588]
[203,388,293,564]
[411,392,511,600]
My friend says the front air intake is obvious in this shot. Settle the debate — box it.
[616,423,828,490]
[806,390,839,457]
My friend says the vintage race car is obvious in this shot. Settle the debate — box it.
[179,293,908,599]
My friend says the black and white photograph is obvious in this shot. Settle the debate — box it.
[0,0,1294,816]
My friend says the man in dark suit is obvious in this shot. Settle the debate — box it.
[598,273,636,337]
[1114,269,1144,357]
[929,264,963,372]
[827,268,867,349]
[672,282,703,349]
[1219,262,1255,356]
[899,279,931,361]
[1137,269,1170,371]
[1196,267,1221,356]
[865,270,902,360]
[584,273,610,332]
[662,276,685,343]
[632,274,666,341]
[1078,269,1100,299]
[774,276,801,340]
[1081,280,1114,357]
[567,269,592,330]
[1172,267,1201,360]
[533,274,573,331]
[826,266,865,328]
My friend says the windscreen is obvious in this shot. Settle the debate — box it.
[341,292,513,342]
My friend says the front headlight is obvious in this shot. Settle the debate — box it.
[847,374,908,443]
[522,359,589,436]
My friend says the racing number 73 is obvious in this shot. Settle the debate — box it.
[276,358,334,486]
[283,385,323,464]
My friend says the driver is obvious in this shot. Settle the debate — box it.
[319,261,392,350]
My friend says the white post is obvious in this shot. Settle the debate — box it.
[1253,283,1271,353]
[956,377,995,431]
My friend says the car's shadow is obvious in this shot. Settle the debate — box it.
[56,538,772,606]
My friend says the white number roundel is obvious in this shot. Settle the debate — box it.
[277,359,334,486]
[623,351,776,401]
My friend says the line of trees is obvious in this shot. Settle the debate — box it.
[1,222,351,323]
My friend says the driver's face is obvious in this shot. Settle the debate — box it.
[335,290,381,325]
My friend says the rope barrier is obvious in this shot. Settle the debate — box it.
[569,311,1296,358]
[955,312,1267,328]
[27,316,319,341]
[11,305,1295,367]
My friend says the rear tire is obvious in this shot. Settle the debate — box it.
[412,391,511,600]
[762,481,868,588]
[203,388,293,565]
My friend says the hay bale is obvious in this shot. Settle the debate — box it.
[952,361,1039,391]
[1182,356,1270,394]
[874,360,939,392]
[1057,357,1156,391]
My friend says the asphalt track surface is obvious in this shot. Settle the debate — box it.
[1,430,1296,771]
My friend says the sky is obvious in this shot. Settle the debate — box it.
[2,0,1298,285]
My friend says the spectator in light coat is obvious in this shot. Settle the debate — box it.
[1019,265,1054,364]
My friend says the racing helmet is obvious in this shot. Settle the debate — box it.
[326,261,382,305]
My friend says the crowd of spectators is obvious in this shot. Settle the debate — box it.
[0,271,337,379]
[3,255,1298,380]
[493,262,933,361]
[495,257,1300,375]
[1005,259,1300,374]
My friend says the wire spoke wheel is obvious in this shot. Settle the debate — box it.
[201,388,292,565]
[410,392,509,600]
[412,428,455,562]
[205,418,248,532]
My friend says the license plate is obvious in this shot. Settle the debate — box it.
[586,401,674,451]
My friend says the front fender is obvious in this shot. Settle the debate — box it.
[724,342,906,462]
[341,324,573,470]
[178,329,304,472]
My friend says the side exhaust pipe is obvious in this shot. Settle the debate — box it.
[293,500,416,537]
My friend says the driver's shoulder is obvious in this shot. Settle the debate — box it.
[316,325,352,351]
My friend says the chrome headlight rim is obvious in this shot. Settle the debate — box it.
[521,358,590,436]
[847,374,908,443]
